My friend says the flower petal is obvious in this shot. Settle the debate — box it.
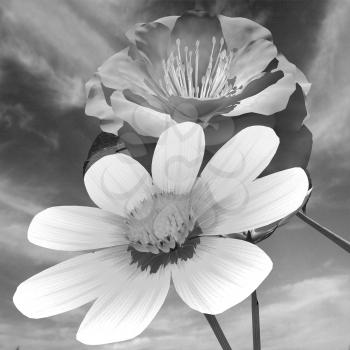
[224,52,310,117]
[170,12,225,80]
[13,247,127,318]
[262,126,313,175]
[117,123,157,174]
[168,95,228,123]
[191,177,247,231]
[172,236,272,314]
[28,206,128,251]
[77,267,170,345]
[229,39,278,89]
[201,126,279,189]
[126,16,179,44]
[273,84,308,132]
[98,47,153,96]
[203,167,309,235]
[223,71,296,117]
[126,22,170,65]
[276,54,311,95]
[111,91,176,138]
[218,15,272,51]
[155,15,179,31]
[84,153,153,215]
[223,72,297,116]
[152,122,204,194]
[85,75,123,135]
[203,114,276,164]
[195,126,279,223]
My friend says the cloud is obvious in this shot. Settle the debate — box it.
[0,1,348,350]
[214,274,350,350]
[0,194,42,222]
[260,275,350,350]
[0,6,85,109]
[5,274,348,350]
[0,175,79,268]
[301,0,350,209]
[307,0,350,151]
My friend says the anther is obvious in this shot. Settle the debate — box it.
[161,36,236,99]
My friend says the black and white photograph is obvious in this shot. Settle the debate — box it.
[0,0,349,349]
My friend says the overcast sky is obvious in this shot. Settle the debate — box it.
[0,0,350,349]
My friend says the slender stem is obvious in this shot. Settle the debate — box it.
[296,211,350,253]
[251,291,261,350]
[204,314,232,350]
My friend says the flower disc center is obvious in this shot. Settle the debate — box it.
[125,193,195,254]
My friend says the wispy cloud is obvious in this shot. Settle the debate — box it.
[307,0,350,151]
[0,180,44,216]
[0,1,349,350]
[5,275,347,350]
[217,274,350,350]
[302,0,350,209]
[260,275,350,350]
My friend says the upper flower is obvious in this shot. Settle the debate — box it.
[86,10,311,140]
[13,123,308,345]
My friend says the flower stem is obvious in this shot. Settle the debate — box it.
[296,211,350,253]
[251,291,261,350]
[203,314,232,350]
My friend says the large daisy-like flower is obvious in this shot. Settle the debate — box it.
[86,10,312,174]
[13,123,308,345]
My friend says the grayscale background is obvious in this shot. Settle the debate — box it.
[0,0,349,349]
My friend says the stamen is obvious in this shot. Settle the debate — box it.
[195,40,199,97]
[200,36,216,98]
[161,37,236,99]
[125,193,194,254]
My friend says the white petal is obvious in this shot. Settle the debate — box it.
[172,236,272,314]
[84,153,153,216]
[125,16,178,44]
[13,247,128,318]
[218,16,272,51]
[223,72,297,116]
[191,177,247,231]
[276,54,311,95]
[85,75,123,135]
[154,15,179,31]
[77,267,170,345]
[229,39,278,89]
[274,55,311,121]
[28,206,128,251]
[201,126,279,190]
[194,127,279,226]
[111,91,176,138]
[98,47,153,96]
[152,122,205,194]
[203,168,309,235]
[224,53,310,118]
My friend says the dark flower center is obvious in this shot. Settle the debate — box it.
[125,192,195,254]
[125,191,203,273]
[128,225,202,274]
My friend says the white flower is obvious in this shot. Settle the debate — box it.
[13,123,308,345]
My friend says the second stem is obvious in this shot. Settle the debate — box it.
[251,290,261,350]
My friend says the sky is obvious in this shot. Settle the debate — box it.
[0,0,349,349]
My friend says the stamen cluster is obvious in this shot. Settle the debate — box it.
[160,37,236,99]
[125,193,195,254]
